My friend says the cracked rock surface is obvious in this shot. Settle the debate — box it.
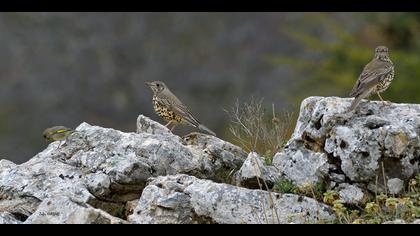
[273,97,419,199]
[128,174,335,224]
[0,116,245,223]
[1,97,418,224]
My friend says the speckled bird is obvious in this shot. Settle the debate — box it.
[145,81,216,136]
[349,46,394,111]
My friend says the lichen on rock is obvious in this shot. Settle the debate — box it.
[273,96,419,197]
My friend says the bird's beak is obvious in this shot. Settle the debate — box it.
[144,81,152,87]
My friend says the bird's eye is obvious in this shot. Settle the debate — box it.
[156,84,160,87]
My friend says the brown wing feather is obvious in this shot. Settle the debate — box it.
[350,59,393,97]
[158,90,201,128]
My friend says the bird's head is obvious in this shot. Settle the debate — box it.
[374,46,389,60]
[42,132,50,142]
[145,81,167,94]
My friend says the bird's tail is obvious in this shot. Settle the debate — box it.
[348,87,375,112]
[198,124,216,136]
[348,95,363,112]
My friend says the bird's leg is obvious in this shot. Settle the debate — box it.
[165,120,174,127]
[170,123,178,132]
[377,92,391,106]
[377,92,384,102]
[165,120,179,132]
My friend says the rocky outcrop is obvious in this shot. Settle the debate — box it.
[137,115,173,135]
[24,196,126,224]
[1,96,419,224]
[336,183,365,204]
[234,152,280,189]
[273,97,419,202]
[0,116,245,224]
[181,132,247,183]
[127,174,335,224]
[0,212,21,224]
[0,194,40,222]
[273,148,329,188]
[387,178,405,195]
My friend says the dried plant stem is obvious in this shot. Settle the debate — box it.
[381,161,388,196]
[251,153,280,224]
[225,97,294,160]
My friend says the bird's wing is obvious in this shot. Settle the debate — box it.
[350,60,393,97]
[159,92,201,127]
[56,126,73,133]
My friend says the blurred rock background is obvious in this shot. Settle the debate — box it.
[0,12,418,163]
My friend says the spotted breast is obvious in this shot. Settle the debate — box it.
[376,68,394,93]
[152,95,183,123]
[373,56,394,94]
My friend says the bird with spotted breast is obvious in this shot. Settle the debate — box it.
[348,45,395,111]
[145,81,216,136]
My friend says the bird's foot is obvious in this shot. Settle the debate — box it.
[382,100,392,105]
[380,100,392,109]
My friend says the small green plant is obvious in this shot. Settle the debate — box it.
[375,194,387,205]
[274,181,328,203]
[262,151,274,166]
[365,202,381,215]
[349,210,360,219]
[114,208,126,219]
[273,174,419,224]
[273,177,299,194]
[351,218,365,224]
[346,174,420,224]
[385,198,399,209]
[323,190,339,205]
[298,182,327,202]
[313,182,327,200]
[315,174,420,224]
[332,200,346,216]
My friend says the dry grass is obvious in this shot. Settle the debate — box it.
[225,98,295,223]
[225,98,295,164]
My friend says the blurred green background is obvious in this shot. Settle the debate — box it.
[0,12,419,163]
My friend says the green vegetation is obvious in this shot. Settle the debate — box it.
[273,178,327,203]
[300,182,327,201]
[273,174,420,224]
[327,174,420,224]
[273,177,299,194]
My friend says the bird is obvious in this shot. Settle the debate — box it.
[145,81,216,136]
[42,126,74,143]
[348,46,394,111]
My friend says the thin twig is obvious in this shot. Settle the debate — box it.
[252,153,280,224]
[381,161,388,196]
